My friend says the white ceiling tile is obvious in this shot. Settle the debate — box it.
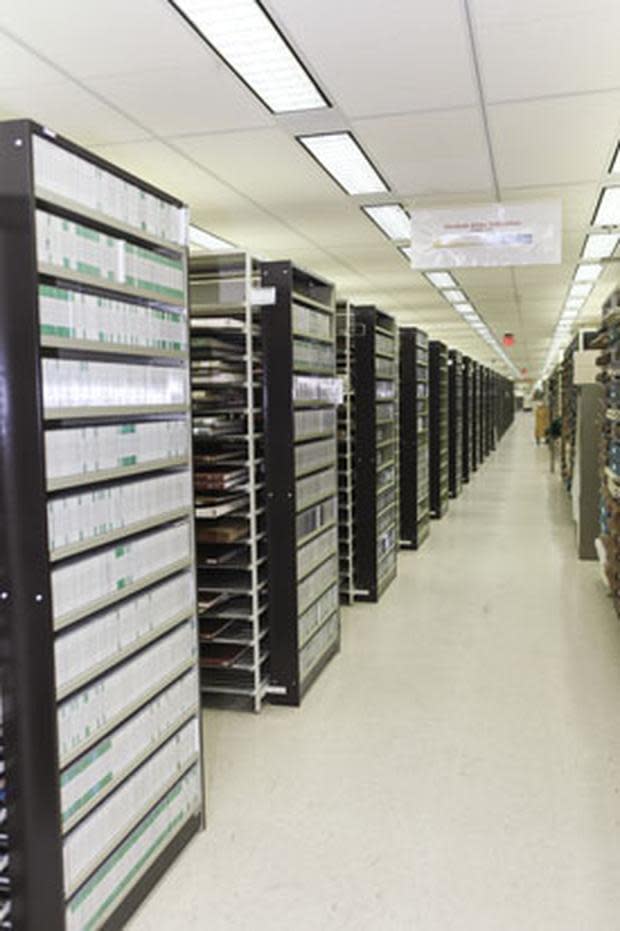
[0,31,62,87]
[276,203,389,248]
[85,68,271,137]
[91,138,243,210]
[266,0,477,116]
[353,109,494,195]
[0,1,227,78]
[174,128,336,206]
[502,183,599,232]
[0,80,148,145]
[490,91,620,187]
[472,0,620,102]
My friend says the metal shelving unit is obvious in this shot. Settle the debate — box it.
[470,360,480,473]
[429,341,450,519]
[596,290,620,610]
[462,356,473,484]
[261,261,341,706]
[448,349,464,499]
[0,119,203,931]
[189,252,269,712]
[399,326,430,549]
[351,307,399,600]
[336,300,357,603]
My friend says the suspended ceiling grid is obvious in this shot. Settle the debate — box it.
[0,0,619,375]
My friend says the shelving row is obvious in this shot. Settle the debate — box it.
[337,301,357,603]
[399,327,430,549]
[448,349,464,499]
[189,252,269,711]
[429,341,450,519]
[262,262,342,706]
[351,307,399,602]
[462,356,473,483]
[596,290,620,611]
[0,116,519,931]
[0,119,203,931]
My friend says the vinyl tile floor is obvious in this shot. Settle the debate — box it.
[127,414,620,931]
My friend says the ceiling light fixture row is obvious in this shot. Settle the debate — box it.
[538,148,620,386]
[421,269,521,378]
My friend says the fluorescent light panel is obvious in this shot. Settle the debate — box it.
[611,145,620,174]
[298,133,388,195]
[569,282,593,299]
[583,232,619,260]
[574,263,602,283]
[443,289,466,303]
[425,271,456,289]
[593,187,620,227]
[363,204,410,241]
[170,0,327,113]
[189,224,236,252]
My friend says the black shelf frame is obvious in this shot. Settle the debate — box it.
[261,261,340,706]
[462,356,473,484]
[448,349,464,499]
[429,341,449,519]
[399,326,430,549]
[471,360,479,472]
[0,119,203,931]
[352,306,398,601]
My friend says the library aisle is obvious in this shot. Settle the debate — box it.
[129,414,619,931]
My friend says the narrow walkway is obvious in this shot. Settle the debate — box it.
[129,414,620,931]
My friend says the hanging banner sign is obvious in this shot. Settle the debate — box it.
[410,200,562,269]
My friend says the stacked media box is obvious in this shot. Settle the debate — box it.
[336,301,357,603]
[448,349,464,499]
[261,262,341,706]
[189,253,269,711]
[351,307,399,601]
[399,326,430,550]
[429,341,450,518]
[596,290,620,611]
[0,120,203,930]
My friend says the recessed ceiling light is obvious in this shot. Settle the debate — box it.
[297,132,388,195]
[574,263,603,283]
[169,0,328,113]
[425,272,456,289]
[453,302,475,315]
[363,204,410,241]
[593,187,620,227]
[565,298,583,310]
[399,245,413,261]
[582,233,619,260]
[443,289,467,303]
[189,224,237,252]
[569,282,593,299]
[610,145,620,174]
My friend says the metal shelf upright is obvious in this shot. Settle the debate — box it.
[429,341,450,518]
[351,306,399,601]
[261,262,341,706]
[399,326,430,549]
[462,355,473,483]
[448,349,464,498]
